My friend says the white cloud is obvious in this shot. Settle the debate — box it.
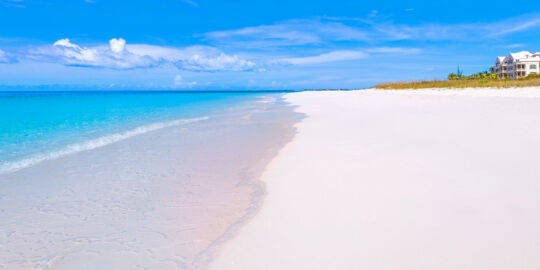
[0,49,15,63]
[28,38,256,71]
[0,49,8,63]
[508,44,525,48]
[372,14,540,41]
[277,47,420,66]
[368,10,378,18]
[1,0,25,8]
[280,50,368,65]
[488,16,540,37]
[181,0,197,6]
[204,19,369,47]
[364,47,421,54]
[128,44,256,71]
[178,51,255,71]
[109,38,126,54]
[203,13,540,48]
[173,74,197,88]
[29,38,158,69]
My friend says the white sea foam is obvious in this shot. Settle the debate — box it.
[0,116,209,175]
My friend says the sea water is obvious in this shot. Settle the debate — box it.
[0,91,290,174]
[0,90,300,269]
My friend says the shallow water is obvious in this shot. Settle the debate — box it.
[0,91,302,269]
[0,91,293,174]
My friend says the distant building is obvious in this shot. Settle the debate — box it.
[493,51,540,79]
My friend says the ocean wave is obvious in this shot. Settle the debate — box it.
[0,116,209,175]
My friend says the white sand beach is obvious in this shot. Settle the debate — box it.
[208,88,540,270]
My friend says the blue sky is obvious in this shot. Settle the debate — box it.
[1,0,540,90]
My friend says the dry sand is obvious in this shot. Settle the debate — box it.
[208,88,540,270]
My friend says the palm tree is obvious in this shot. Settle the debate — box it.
[456,66,463,80]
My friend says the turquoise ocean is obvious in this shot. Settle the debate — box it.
[0,91,291,174]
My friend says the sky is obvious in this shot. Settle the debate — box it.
[1,0,540,90]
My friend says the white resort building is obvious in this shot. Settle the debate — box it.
[493,51,540,79]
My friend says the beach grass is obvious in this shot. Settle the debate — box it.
[373,78,540,89]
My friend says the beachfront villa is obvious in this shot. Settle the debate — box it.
[494,51,540,79]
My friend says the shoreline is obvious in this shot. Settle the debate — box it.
[191,95,304,268]
[208,88,540,269]
[0,94,302,270]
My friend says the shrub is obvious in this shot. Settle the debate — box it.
[448,73,459,80]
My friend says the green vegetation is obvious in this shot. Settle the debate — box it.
[374,67,540,89]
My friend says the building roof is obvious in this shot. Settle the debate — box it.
[510,51,532,60]
[495,51,540,65]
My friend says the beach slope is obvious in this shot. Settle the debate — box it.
[208,88,540,270]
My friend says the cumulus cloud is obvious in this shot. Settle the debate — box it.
[109,38,126,53]
[28,38,158,69]
[129,44,256,71]
[176,50,255,71]
[28,38,256,71]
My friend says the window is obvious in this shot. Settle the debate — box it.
[531,64,537,69]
